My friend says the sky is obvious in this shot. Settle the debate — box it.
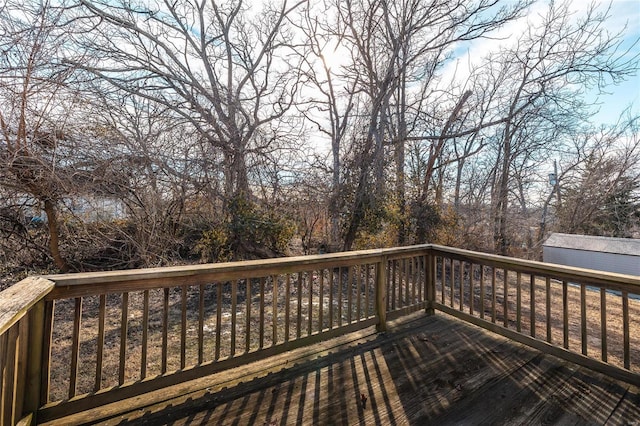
[464,0,640,127]
[589,0,640,126]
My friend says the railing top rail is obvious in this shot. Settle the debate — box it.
[429,244,640,289]
[42,245,430,299]
[0,276,55,335]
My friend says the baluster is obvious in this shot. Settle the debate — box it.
[622,291,630,369]
[180,286,187,369]
[273,275,278,346]
[356,265,362,322]
[450,259,455,308]
[328,271,334,329]
[319,271,324,330]
[479,266,485,320]
[440,257,445,305]
[284,275,290,341]
[308,271,313,335]
[215,283,222,359]
[161,288,169,374]
[365,265,371,319]
[391,260,397,310]
[580,283,587,355]
[546,277,551,343]
[0,332,7,425]
[600,288,607,362]
[516,273,522,332]
[426,254,435,316]
[246,278,252,352]
[119,293,129,385]
[337,269,342,327]
[399,259,404,309]
[232,280,238,356]
[297,273,303,338]
[459,262,464,312]
[562,280,569,349]
[96,295,106,391]
[141,291,149,378]
[25,300,46,415]
[41,300,54,404]
[469,263,475,315]
[504,270,509,328]
[259,277,265,349]
[376,257,388,332]
[198,285,204,364]
[491,268,496,323]
[416,257,422,306]
[69,297,82,397]
[530,275,536,338]
[2,327,18,424]
[347,267,353,324]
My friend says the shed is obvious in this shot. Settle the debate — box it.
[543,233,640,276]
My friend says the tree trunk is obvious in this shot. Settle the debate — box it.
[342,172,368,251]
[43,198,68,272]
[421,90,472,199]
[330,132,341,247]
[494,120,513,255]
[395,74,407,245]
[454,157,465,212]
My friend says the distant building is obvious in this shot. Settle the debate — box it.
[543,233,640,276]
[68,196,126,222]
[16,195,126,225]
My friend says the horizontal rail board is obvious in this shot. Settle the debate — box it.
[45,246,430,299]
[430,245,640,292]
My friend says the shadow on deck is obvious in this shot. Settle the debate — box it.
[55,313,640,425]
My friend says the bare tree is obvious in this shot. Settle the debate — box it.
[476,1,638,254]
[295,2,359,248]
[72,0,305,203]
[0,1,85,271]
[557,117,640,238]
[83,90,210,266]
[321,0,530,249]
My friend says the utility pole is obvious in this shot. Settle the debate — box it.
[553,160,562,209]
[538,160,562,258]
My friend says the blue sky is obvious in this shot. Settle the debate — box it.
[590,0,640,126]
[443,0,640,127]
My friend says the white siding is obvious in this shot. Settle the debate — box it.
[543,246,640,276]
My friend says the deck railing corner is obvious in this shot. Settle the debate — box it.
[0,276,55,426]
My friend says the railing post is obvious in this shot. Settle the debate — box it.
[375,256,388,332]
[23,299,46,420]
[426,251,435,316]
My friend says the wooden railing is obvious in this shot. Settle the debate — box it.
[429,245,640,385]
[34,246,429,423]
[0,244,638,425]
[0,277,54,426]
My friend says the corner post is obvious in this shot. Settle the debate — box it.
[24,299,46,419]
[426,250,436,316]
[375,256,388,332]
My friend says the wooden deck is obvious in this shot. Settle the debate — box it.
[51,312,640,425]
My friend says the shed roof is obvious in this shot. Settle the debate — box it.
[543,233,640,257]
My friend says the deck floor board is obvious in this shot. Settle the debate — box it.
[53,313,639,425]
